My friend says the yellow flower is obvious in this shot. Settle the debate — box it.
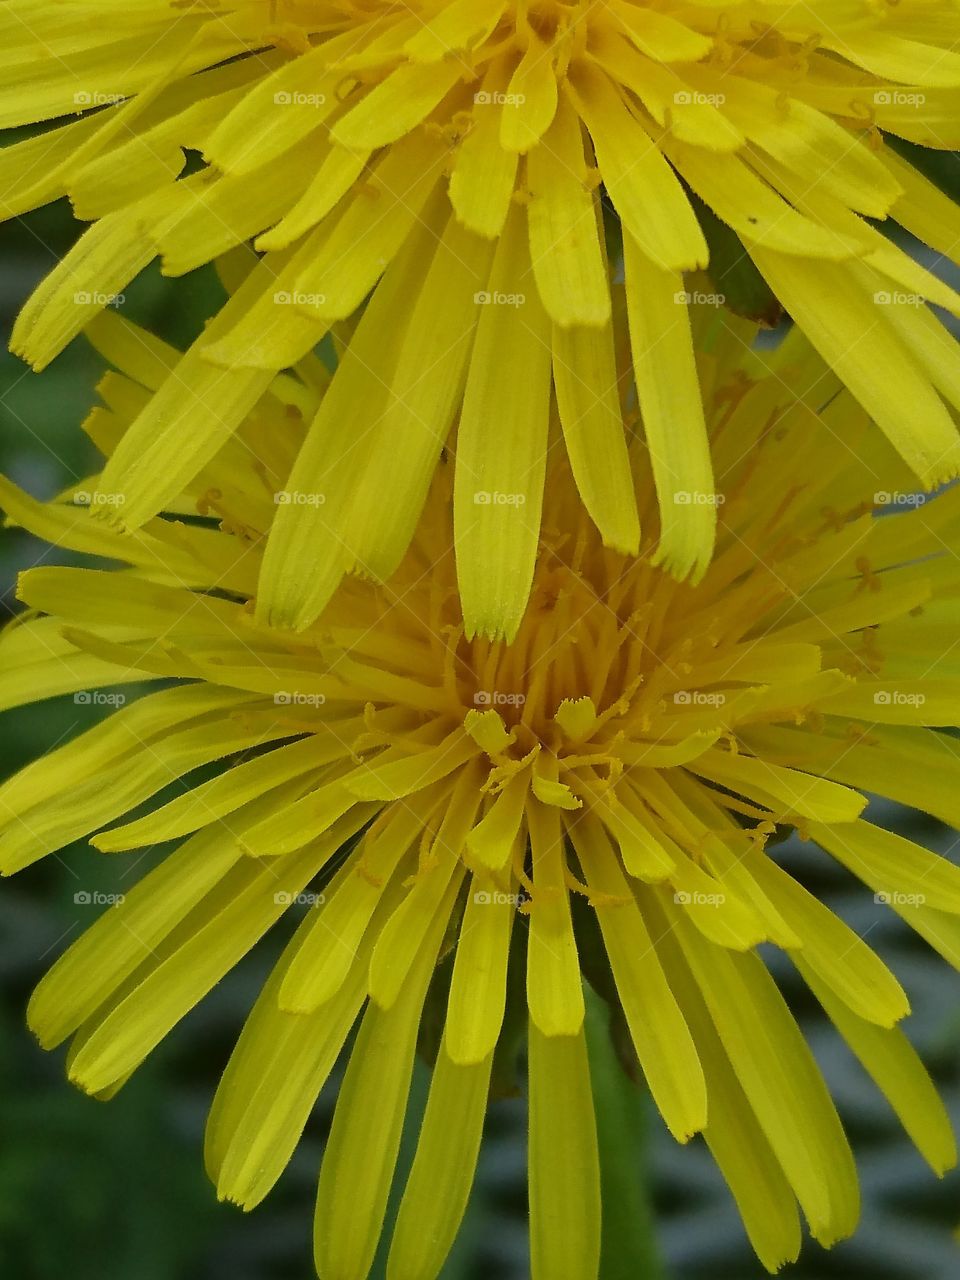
[4,0,960,638]
[1,308,958,1278]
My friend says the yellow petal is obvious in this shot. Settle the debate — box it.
[694,746,867,823]
[567,65,707,271]
[341,212,493,580]
[798,958,956,1176]
[387,1042,493,1280]
[291,128,448,321]
[448,53,519,238]
[445,874,515,1063]
[651,902,803,1272]
[810,819,960,915]
[68,810,373,1094]
[466,770,530,870]
[749,247,960,488]
[208,870,405,1208]
[528,1021,601,1280]
[500,39,558,153]
[526,799,584,1036]
[454,203,552,641]
[526,93,610,327]
[672,905,859,1246]
[277,798,434,1012]
[313,867,456,1280]
[749,854,910,1027]
[571,816,708,1141]
[332,60,462,150]
[553,318,640,555]
[623,234,716,580]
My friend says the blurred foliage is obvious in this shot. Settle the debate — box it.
[1,169,959,1280]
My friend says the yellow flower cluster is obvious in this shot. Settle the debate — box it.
[2,304,959,1276]
[2,5,960,1276]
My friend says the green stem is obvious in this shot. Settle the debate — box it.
[585,986,668,1280]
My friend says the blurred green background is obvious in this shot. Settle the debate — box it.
[1,157,959,1280]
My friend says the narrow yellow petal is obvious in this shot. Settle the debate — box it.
[669,854,768,952]
[255,216,437,630]
[749,248,960,487]
[67,811,374,1094]
[346,730,478,802]
[571,816,708,1141]
[526,93,610,326]
[623,234,716,580]
[94,730,361,851]
[553,318,640,555]
[291,129,448,321]
[341,213,493,581]
[652,903,803,1272]
[694,747,866,824]
[367,765,481,1008]
[746,723,960,832]
[445,873,515,1063]
[748,854,910,1027]
[584,780,676,882]
[500,40,558,153]
[313,868,455,1280]
[672,905,859,1246]
[448,53,519,238]
[387,1043,492,1280]
[810,819,960,916]
[466,770,529,870]
[526,799,584,1036]
[332,61,462,150]
[528,1021,601,1280]
[454,203,552,641]
[278,799,434,1013]
[208,870,405,1208]
[28,815,249,1048]
[798,958,956,1177]
[91,256,283,528]
[567,65,707,271]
